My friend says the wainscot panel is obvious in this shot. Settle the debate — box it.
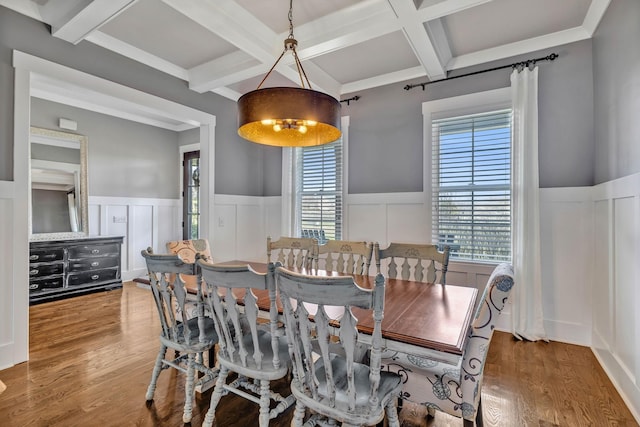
[591,172,640,423]
[89,196,180,281]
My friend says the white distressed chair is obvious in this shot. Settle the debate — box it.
[141,248,218,423]
[267,236,317,270]
[315,240,374,275]
[275,266,402,427]
[380,263,515,426]
[375,242,450,284]
[197,260,295,427]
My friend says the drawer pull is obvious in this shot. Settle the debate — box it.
[29,255,39,261]
[91,274,100,280]
[91,261,100,267]
[91,249,100,254]
[30,269,39,275]
[29,284,38,290]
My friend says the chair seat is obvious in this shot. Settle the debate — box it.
[294,355,401,424]
[160,316,217,353]
[218,330,289,380]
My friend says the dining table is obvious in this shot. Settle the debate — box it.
[196,260,478,365]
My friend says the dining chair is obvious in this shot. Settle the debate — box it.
[197,259,295,427]
[275,266,402,427]
[165,238,217,369]
[315,240,374,275]
[380,263,515,427]
[141,248,218,423]
[375,242,450,284]
[267,236,317,270]
[165,238,212,289]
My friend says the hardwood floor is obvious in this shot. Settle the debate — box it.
[0,282,637,426]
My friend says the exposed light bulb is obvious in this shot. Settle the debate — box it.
[305,120,317,126]
[273,124,282,132]
[298,125,307,134]
[261,119,276,125]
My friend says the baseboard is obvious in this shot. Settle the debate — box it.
[591,347,640,425]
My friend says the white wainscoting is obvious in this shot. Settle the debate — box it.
[0,181,17,369]
[591,173,640,422]
[539,187,594,345]
[88,196,181,281]
[8,185,634,419]
[211,194,278,263]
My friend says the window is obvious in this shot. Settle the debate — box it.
[295,139,343,242]
[182,150,200,239]
[426,90,512,263]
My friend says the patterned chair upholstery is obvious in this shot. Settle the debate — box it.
[381,263,515,426]
[166,239,213,318]
[166,239,212,263]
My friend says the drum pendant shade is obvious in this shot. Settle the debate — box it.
[237,87,341,147]
[236,0,341,147]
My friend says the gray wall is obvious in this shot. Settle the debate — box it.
[592,0,640,184]
[341,39,595,193]
[32,98,180,199]
[0,5,605,195]
[0,5,267,196]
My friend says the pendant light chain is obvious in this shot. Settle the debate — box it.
[237,0,341,147]
[256,0,312,90]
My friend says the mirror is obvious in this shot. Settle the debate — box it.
[29,127,88,240]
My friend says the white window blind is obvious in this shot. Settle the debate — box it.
[432,109,512,262]
[295,139,343,242]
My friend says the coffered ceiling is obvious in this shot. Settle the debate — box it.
[1,0,609,103]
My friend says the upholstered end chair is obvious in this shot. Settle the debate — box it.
[381,263,515,426]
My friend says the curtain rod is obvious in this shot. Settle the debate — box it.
[403,52,558,91]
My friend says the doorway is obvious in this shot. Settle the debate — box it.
[8,50,216,367]
[183,150,200,239]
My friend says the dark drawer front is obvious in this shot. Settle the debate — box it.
[29,249,65,263]
[68,244,120,259]
[29,263,64,278]
[68,256,119,272]
[67,268,119,287]
[29,276,64,292]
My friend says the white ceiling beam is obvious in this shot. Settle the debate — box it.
[415,0,494,22]
[447,26,591,70]
[387,0,447,80]
[341,65,426,94]
[424,19,452,70]
[211,87,242,102]
[582,0,611,35]
[292,61,341,100]
[86,31,189,80]
[162,0,276,64]
[51,0,138,45]
[166,0,339,95]
[0,0,43,21]
[293,0,399,59]
[189,51,265,93]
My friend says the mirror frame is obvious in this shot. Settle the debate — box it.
[29,126,89,240]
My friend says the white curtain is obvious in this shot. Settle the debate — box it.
[510,66,547,341]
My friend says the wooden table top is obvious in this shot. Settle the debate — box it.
[198,261,478,356]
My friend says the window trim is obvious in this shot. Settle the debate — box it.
[282,116,349,239]
[423,88,511,263]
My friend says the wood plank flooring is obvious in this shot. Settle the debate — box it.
[0,282,637,426]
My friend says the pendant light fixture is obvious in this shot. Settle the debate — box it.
[237,0,341,147]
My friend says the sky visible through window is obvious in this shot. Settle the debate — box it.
[433,109,511,262]
[298,141,342,240]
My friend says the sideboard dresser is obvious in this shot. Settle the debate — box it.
[29,236,124,304]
